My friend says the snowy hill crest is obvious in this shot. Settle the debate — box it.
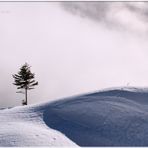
[1,87,148,146]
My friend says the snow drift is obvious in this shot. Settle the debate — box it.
[1,87,148,146]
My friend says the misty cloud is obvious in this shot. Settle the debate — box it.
[1,2,148,108]
[61,2,148,34]
[61,2,109,21]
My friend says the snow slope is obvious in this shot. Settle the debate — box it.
[0,105,78,146]
[1,87,148,146]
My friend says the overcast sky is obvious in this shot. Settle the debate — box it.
[1,2,148,107]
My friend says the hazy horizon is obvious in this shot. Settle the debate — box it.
[1,2,148,107]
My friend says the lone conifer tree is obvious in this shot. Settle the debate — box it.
[12,63,38,105]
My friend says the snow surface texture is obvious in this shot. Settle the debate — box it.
[0,105,78,146]
[1,87,148,146]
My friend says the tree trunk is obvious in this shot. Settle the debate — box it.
[25,88,27,105]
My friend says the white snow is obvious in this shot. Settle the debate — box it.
[1,87,148,146]
[0,104,78,146]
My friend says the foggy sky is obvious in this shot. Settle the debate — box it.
[1,2,148,107]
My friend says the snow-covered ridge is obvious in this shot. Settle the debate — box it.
[1,87,148,146]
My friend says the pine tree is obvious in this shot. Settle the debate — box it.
[12,63,38,105]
